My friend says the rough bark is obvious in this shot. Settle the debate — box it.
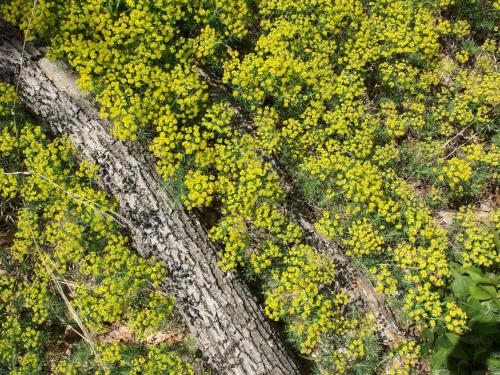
[0,21,302,375]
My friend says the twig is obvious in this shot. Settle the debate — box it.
[1,171,31,175]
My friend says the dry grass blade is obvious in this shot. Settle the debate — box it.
[2,170,131,227]
[38,173,131,227]
[29,229,107,372]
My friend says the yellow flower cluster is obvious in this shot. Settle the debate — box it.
[331,336,366,374]
[0,82,16,115]
[436,141,499,196]
[183,170,216,208]
[4,0,254,142]
[455,206,499,268]
[439,157,473,190]
[370,264,398,296]
[443,301,468,334]
[331,314,375,374]
[220,3,500,359]
[254,106,282,155]
[344,218,384,256]
[0,0,60,40]
[53,342,193,375]
[4,0,498,371]
[0,315,41,374]
[157,99,352,356]
[380,100,407,137]
[264,245,346,354]
[226,1,499,350]
[213,0,251,39]
[388,340,421,375]
[452,19,471,37]
[404,285,442,325]
[379,62,420,93]
[0,86,191,373]
[6,6,350,359]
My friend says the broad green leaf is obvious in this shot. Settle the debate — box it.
[466,268,497,286]
[469,318,498,336]
[472,346,489,362]
[445,332,460,346]
[435,334,453,349]
[449,343,470,361]
[459,334,488,346]
[470,286,495,301]
[485,355,500,372]
[451,269,473,299]
[465,296,482,315]
[431,347,451,370]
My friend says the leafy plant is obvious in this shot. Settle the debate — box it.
[0,84,195,374]
[425,266,499,374]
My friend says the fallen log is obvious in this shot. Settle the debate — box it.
[0,21,302,375]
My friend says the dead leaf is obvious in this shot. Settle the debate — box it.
[101,324,135,344]
[146,331,187,346]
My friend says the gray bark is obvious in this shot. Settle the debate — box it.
[0,21,302,375]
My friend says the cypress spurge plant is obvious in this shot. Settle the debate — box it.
[1,0,499,372]
[0,83,196,374]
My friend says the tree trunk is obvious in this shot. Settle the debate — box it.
[0,21,302,375]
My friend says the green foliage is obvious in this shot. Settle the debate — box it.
[426,266,499,374]
[1,0,499,373]
[346,334,383,375]
[0,84,194,374]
